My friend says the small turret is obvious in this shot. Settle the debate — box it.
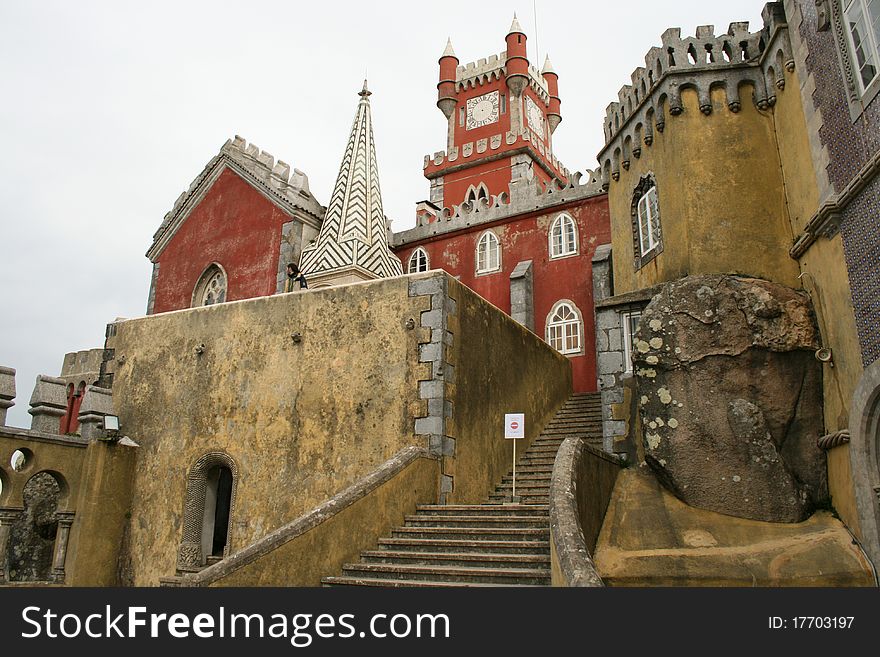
[505,14,529,97]
[542,55,561,133]
[437,37,459,119]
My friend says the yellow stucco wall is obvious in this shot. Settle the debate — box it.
[609,85,801,294]
[111,277,431,586]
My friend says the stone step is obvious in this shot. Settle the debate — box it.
[415,504,548,516]
[392,526,548,541]
[338,562,550,585]
[493,481,550,492]
[322,576,513,588]
[513,465,555,474]
[501,474,551,484]
[404,515,547,529]
[359,550,550,569]
[377,537,550,555]
[524,445,563,454]
[489,494,550,505]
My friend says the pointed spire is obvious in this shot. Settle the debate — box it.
[441,37,457,59]
[299,83,403,286]
[542,54,555,75]
[508,13,524,35]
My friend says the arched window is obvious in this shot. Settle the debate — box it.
[408,247,429,273]
[546,301,583,355]
[549,213,578,258]
[192,264,227,308]
[476,231,501,274]
[177,452,238,572]
[631,175,663,269]
[465,183,489,205]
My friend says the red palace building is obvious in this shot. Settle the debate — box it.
[143,16,610,394]
[392,17,610,392]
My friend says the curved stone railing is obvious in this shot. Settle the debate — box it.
[549,437,624,587]
[164,446,439,587]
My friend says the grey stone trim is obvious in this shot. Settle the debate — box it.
[146,262,159,315]
[28,375,67,434]
[146,136,325,261]
[0,367,15,427]
[0,425,89,447]
[393,168,604,248]
[77,385,114,441]
[175,446,432,586]
[275,220,303,293]
[790,149,880,258]
[825,0,880,121]
[409,273,457,503]
[598,8,794,184]
[509,260,534,331]
[549,437,624,587]
[848,359,880,568]
[595,285,663,309]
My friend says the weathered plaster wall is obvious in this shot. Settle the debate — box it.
[445,276,572,503]
[609,86,801,294]
[110,277,431,585]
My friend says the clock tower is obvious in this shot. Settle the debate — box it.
[425,16,566,211]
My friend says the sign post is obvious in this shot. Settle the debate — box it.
[504,413,525,503]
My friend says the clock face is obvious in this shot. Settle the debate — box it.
[466,91,500,130]
[526,96,545,137]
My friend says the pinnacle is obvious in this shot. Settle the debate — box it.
[508,13,524,35]
[359,78,371,98]
[441,37,457,59]
[542,54,555,75]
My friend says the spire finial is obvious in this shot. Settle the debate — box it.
[359,79,371,98]
[442,37,456,58]
[542,54,555,74]
[508,13,524,35]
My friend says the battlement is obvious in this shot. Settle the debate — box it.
[393,168,604,247]
[147,136,325,261]
[424,129,566,178]
[597,2,793,186]
[455,50,550,101]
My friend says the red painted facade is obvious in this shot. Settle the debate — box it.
[395,195,610,392]
[151,168,289,315]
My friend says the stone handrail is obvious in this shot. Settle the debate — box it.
[549,437,624,587]
[167,446,439,587]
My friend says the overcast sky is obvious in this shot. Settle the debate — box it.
[0,0,765,428]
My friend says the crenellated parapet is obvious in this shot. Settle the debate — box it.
[424,129,567,179]
[146,136,325,261]
[455,51,550,102]
[597,2,794,187]
[393,168,604,247]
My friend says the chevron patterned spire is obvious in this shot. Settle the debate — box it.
[299,81,403,287]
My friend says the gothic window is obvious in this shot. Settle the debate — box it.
[549,213,578,258]
[631,175,663,269]
[177,452,238,572]
[843,0,879,93]
[621,310,643,374]
[476,230,501,274]
[546,301,583,355]
[408,247,429,273]
[192,264,227,308]
[465,183,489,205]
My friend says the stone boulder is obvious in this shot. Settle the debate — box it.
[633,274,827,523]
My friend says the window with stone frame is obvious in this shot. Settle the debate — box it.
[408,247,429,273]
[549,213,578,258]
[546,300,583,355]
[192,264,227,307]
[476,230,501,274]
[631,175,663,269]
[621,310,643,374]
[827,0,880,116]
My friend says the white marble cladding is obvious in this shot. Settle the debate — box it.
[598,3,794,185]
[393,168,603,247]
[456,50,550,101]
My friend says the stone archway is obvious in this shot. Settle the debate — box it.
[849,360,880,568]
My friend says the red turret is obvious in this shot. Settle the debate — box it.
[437,38,458,119]
[505,14,528,97]
[542,55,561,133]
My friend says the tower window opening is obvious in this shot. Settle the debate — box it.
[408,247,429,273]
[476,231,501,274]
[546,301,583,355]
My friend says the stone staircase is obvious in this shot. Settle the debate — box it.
[322,392,602,587]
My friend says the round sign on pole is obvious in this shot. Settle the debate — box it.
[504,413,525,439]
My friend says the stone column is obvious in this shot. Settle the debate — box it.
[77,385,114,441]
[177,474,208,572]
[51,511,75,583]
[28,375,67,434]
[0,367,15,426]
[0,508,21,583]
[509,260,534,331]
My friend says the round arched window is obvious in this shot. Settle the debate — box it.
[192,264,227,308]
